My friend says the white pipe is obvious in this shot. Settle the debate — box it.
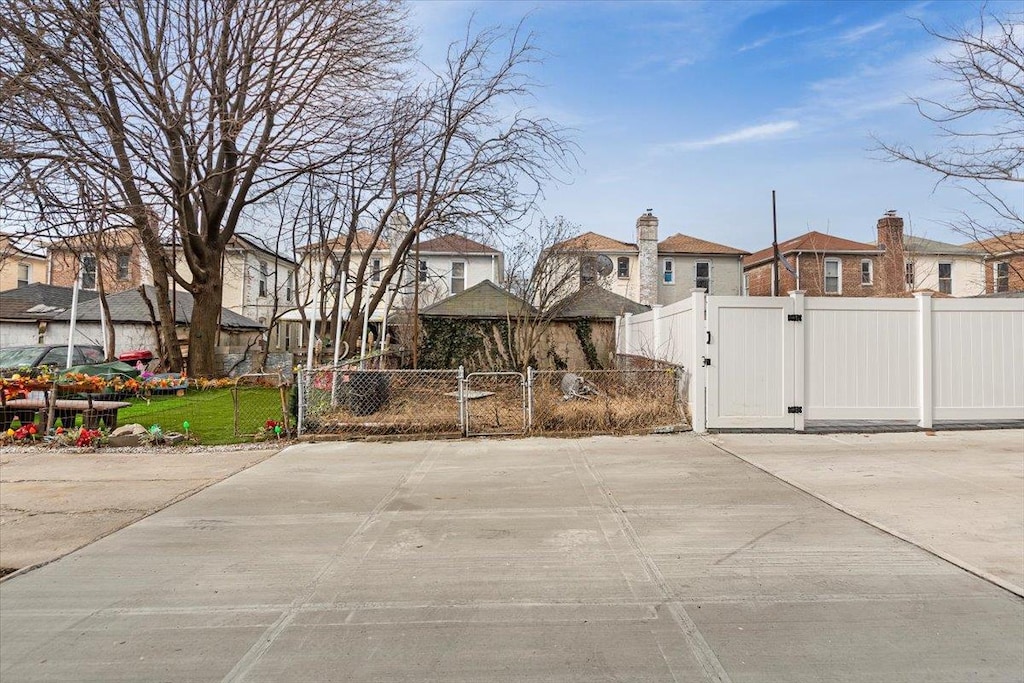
[305,267,319,372]
[379,286,394,370]
[100,296,109,359]
[66,269,81,369]
[332,270,347,366]
[362,282,374,370]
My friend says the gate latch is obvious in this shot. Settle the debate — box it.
[787,406,803,414]
[702,356,712,367]
[787,314,803,322]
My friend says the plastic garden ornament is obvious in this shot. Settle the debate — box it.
[274,425,282,437]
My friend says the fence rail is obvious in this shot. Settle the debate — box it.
[297,363,686,438]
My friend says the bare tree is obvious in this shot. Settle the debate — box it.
[294,22,575,356]
[503,216,582,370]
[0,0,410,374]
[876,8,1023,274]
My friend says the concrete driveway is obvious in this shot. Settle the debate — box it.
[1,435,1022,682]
[709,430,1024,595]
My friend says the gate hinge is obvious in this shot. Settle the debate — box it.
[787,314,803,322]
[701,356,712,367]
[787,406,803,414]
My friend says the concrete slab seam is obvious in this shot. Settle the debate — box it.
[0,449,284,584]
[574,445,733,683]
[220,445,441,683]
[702,436,1024,600]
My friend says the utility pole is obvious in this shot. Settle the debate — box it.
[771,190,780,297]
[412,172,422,369]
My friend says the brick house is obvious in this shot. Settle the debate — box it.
[969,232,1024,294]
[47,227,152,293]
[551,211,748,305]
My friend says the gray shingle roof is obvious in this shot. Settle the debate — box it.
[552,285,650,320]
[51,285,263,329]
[904,235,977,256]
[419,280,535,319]
[0,284,99,320]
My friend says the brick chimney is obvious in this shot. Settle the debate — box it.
[636,209,659,305]
[876,210,906,294]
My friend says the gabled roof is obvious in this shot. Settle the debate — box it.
[51,285,263,330]
[300,229,389,254]
[903,235,977,256]
[551,285,650,320]
[965,232,1024,257]
[417,234,500,255]
[658,233,748,256]
[0,284,99,320]
[228,234,298,265]
[553,231,637,253]
[419,280,535,319]
[744,231,880,268]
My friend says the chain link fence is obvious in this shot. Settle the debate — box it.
[529,368,682,434]
[299,364,462,437]
[297,363,686,438]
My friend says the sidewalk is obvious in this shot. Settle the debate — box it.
[709,430,1024,595]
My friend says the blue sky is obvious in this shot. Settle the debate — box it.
[411,0,1021,252]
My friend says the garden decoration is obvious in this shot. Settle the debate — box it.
[183,420,190,438]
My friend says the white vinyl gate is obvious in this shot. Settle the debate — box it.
[705,297,795,429]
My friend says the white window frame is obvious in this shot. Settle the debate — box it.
[450,260,466,294]
[16,262,30,287]
[116,251,131,281]
[663,258,674,284]
[938,262,952,295]
[418,259,428,283]
[285,272,293,302]
[860,259,873,286]
[694,260,710,291]
[371,258,382,283]
[617,256,629,279]
[994,261,1009,293]
[258,260,269,297]
[81,254,97,290]
[823,258,841,294]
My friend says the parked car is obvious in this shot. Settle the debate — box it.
[0,344,105,373]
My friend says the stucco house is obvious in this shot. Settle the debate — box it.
[903,235,985,297]
[0,233,48,292]
[552,211,748,306]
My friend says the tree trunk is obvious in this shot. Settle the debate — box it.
[94,263,116,361]
[136,215,183,371]
[188,276,224,377]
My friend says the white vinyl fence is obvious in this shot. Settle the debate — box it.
[618,291,1024,432]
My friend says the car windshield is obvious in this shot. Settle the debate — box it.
[0,346,45,369]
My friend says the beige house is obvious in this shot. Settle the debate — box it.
[172,234,299,354]
[0,232,47,291]
[551,211,748,306]
[903,236,985,297]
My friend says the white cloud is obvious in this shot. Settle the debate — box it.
[838,20,889,44]
[668,120,800,151]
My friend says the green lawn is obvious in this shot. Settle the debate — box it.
[116,387,288,445]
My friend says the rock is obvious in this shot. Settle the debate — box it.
[163,432,185,445]
[107,433,141,447]
[110,423,147,437]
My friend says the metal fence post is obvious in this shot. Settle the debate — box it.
[296,369,305,437]
[526,367,534,432]
[457,365,466,436]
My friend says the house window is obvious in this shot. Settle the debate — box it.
[450,261,465,294]
[905,261,915,287]
[994,262,1009,293]
[824,258,840,294]
[259,260,269,297]
[617,256,629,279]
[81,254,97,290]
[371,258,381,283]
[418,259,428,283]
[16,263,30,287]
[938,262,952,294]
[663,259,674,284]
[286,273,293,302]
[579,255,596,286]
[695,261,710,291]
[116,251,130,280]
[860,259,873,286]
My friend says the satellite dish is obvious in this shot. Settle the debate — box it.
[595,254,614,277]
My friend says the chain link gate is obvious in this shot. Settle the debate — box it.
[462,371,527,436]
